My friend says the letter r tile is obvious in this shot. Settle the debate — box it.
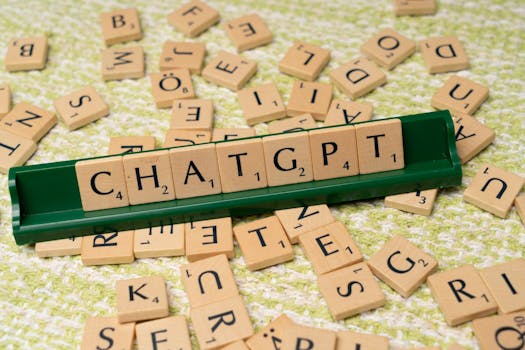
[116,276,169,323]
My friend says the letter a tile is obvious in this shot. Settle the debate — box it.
[116,276,169,323]
[136,316,192,350]
[224,14,273,52]
[168,0,220,37]
[100,8,142,46]
[81,317,134,350]
[330,57,386,99]
[324,99,373,126]
[5,37,48,72]
[0,129,37,174]
[245,314,295,350]
[202,51,257,91]
[472,311,525,350]
[479,259,525,314]
[361,28,416,70]
[453,113,495,164]
[420,36,469,74]
[431,75,488,115]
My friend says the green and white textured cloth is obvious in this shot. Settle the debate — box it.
[0,0,524,348]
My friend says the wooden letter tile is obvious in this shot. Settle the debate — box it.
[168,0,220,37]
[309,125,359,180]
[180,254,239,308]
[238,83,286,125]
[464,164,525,218]
[330,57,386,99]
[336,330,389,350]
[123,150,175,205]
[202,51,257,91]
[212,128,255,141]
[224,14,273,52]
[384,189,439,216]
[368,235,438,298]
[298,221,363,275]
[75,156,129,211]
[279,42,331,81]
[169,143,221,198]
[222,340,249,350]
[318,262,386,320]
[116,276,169,323]
[361,28,416,70]
[453,113,495,164]
[81,317,134,350]
[150,69,195,108]
[171,99,213,130]
[216,137,268,192]
[286,81,332,121]
[472,311,525,350]
[35,237,83,258]
[0,84,11,119]
[267,114,316,134]
[516,195,525,226]
[393,0,436,16]
[479,259,525,314]
[160,41,206,74]
[163,129,211,147]
[5,36,48,72]
[355,118,404,174]
[233,216,294,271]
[134,222,185,258]
[108,136,156,155]
[100,8,142,46]
[245,314,295,350]
[420,37,469,74]
[448,344,466,350]
[275,204,335,244]
[81,230,135,265]
[0,130,37,174]
[54,86,109,131]
[1,102,56,142]
[136,316,192,350]
[280,322,337,350]
[427,264,498,326]
[431,75,489,115]
[262,131,314,186]
[185,217,234,262]
[191,295,253,350]
[102,46,144,81]
[324,99,373,126]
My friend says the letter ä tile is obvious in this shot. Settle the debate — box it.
[479,259,525,314]
[280,322,337,350]
[274,204,335,244]
[278,41,331,81]
[431,75,488,115]
[160,41,206,73]
[0,129,37,174]
[81,230,135,266]
[472,311,525,350]
[100,8,142,46]
[81,317,135,350]
[267,114,316,134]
[336,330,389,350]
[5,36,48,72]
[245,314,295,350]
[202,51,257,91]
[136,316,192,350]
[185,217,234,262]
[167,0,220,37]
[224,14,273,52]
[54,86,109,131]
[420,36,469,74]
[330,57,386,99]
[116,276,169,323]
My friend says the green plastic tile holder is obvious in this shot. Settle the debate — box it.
[9,110,462,245]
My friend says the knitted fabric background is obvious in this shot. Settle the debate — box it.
[0,0,524,348]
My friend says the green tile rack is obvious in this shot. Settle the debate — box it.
[9,110,462,245]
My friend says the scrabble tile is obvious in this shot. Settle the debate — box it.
[216,137,268,192]
[100,8,142,46]
[420,37,469,74]
[324,99,373,126]
[393,0,436,16]
[1,102,56,142]
[298,221,363,275]
[262,131,314,186]
[0,84,11,119]
[472,311,525,350]
[191,295,253,350]
[222,340,249,350]
[136,316,192,350]
[368,235,438,298]
[212,128,256,141]
[180,254,239,308]
[479,259,525,314]
[169,143,221,198]
[123,150,175,205]
[35,237,82,258]
[267,114,317,134]
[233,216,294,271]
[160,41,206,74]
[81,230,135,266]
[280,322,337,350]
[171,99,213,130]
[245,314,295,350]
[431,75,489,115]
[163,129,211,147]
[516,195,525,225]
[384,189,439,216]
[330,57,386,99]
[0,130,37,174]
[336,330,389,350]
[409,348,441,350]
[453,113,495,164]
[185,217,234,262]
[54,86,109,131]
[286,81,332,121]
[447,344,466,350]
[318,262,386,320]
[150,69,195,109]
[224,14,273,52]
[116,275,169,323]
[427,264,498,326]
[361,28,416,70]
[464,164,525,218]
[101,46,144,81]
[168,0,220,37]
[108,136,156,155]
[134,222,185,258]
[238,83,286,125]
[355,118,404,174]
[309,125,359,180]
[81,317,134,350]
[275,204,335,244]
[202,51,257,91]
[5,36,48,72]
[279,42,331,81]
